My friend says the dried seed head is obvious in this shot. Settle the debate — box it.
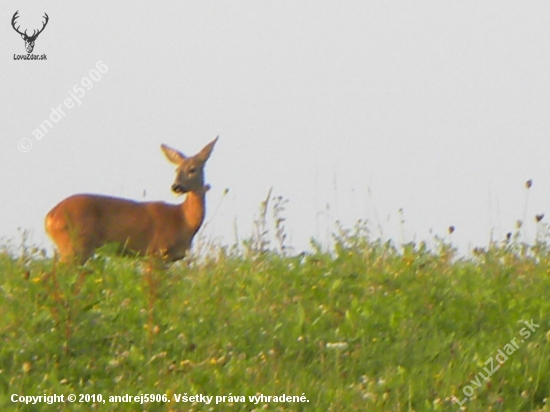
[448,226,455,234]
[535,214,544,223]
[525,179,533,189]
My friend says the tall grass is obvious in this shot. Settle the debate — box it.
[0,199,549,411]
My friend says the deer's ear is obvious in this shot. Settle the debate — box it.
[161,144,186,164]
[196,136,218,162]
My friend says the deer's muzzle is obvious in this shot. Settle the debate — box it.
[171,184,188,194]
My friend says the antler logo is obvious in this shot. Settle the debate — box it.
[11,11,49,54]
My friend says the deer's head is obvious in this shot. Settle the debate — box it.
[161,137,218,195]
[12,11,49,54]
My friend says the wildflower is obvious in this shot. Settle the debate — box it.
[22,362,31,373]
[326,342,348,350]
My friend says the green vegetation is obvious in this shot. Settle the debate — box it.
[0,221,549,411]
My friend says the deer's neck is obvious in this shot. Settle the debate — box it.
[182,188,206,235]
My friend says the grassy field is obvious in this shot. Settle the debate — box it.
[0,221,549,411]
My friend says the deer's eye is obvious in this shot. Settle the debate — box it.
[188,167,196,174]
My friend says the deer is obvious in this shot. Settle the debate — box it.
[45,137,218,265]
[11,11,49,54]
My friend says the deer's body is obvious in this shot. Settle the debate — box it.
[45,138,217,264]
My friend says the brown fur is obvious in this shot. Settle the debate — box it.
[45,137,218,264]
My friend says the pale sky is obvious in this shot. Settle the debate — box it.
[2,1,550,255]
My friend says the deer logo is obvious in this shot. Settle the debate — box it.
[11,11,49,54]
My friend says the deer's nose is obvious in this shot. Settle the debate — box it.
[171,184,186,194]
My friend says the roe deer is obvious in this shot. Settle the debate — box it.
[45,137,218,264]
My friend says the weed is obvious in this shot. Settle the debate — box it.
[0,216,549,410]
